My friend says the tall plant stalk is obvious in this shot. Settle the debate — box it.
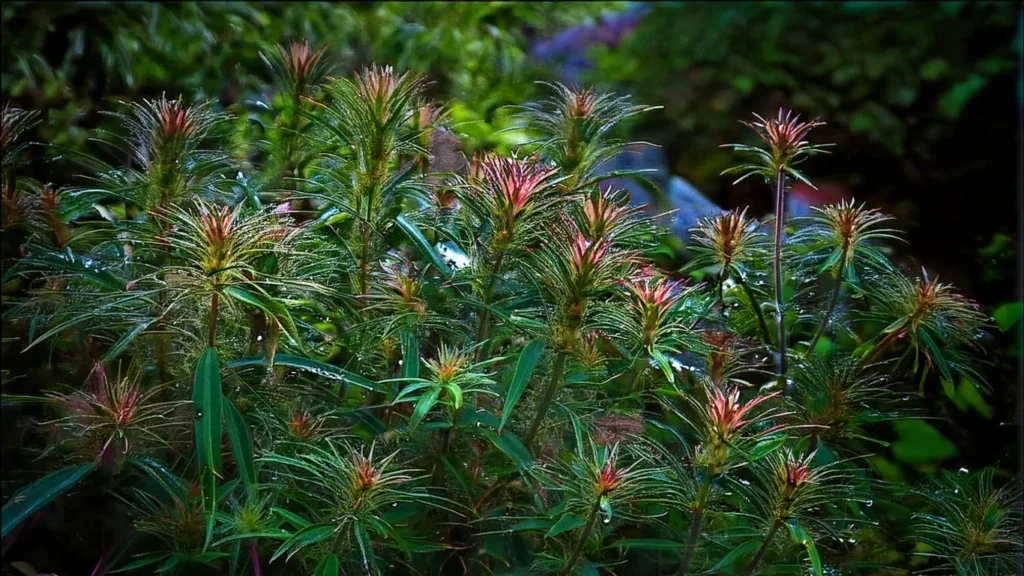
[207,291,219,347]
[564,500,601,576]
[744,518,783,576]
[474,251,505,364]
[677,478,711,575]
[523,351,567,451]
[772,169,787,378]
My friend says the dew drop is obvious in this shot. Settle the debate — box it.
[602,518,610,524]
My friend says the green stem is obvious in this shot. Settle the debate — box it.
[744,518,783,576]
[474,251,506,364]
[804,259,846,358]
[772,169,788,379]
[630,352,648,394]
[677,478,712,575]
[736,275,771,347]
[523,351,568,452]
[563,500,601,576]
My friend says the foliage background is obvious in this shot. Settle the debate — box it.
[1,1,1021,573]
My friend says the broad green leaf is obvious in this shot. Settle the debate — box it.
[313,555,339,576]
[1,462,96,537]
[786,521,822,576]
[100,319,156,363]
[500,340,545,433]
[395,215,452,278]
[223,286,302,351]
[479,429,533,472]
[546,515,586,538]
[129,457,188,503]
[992,302,1023,332]
[224,399,255,488]
[891,420,958,466]
[400,331,419,380]
[226,354,376,390]
[193,347,223,474]
[708,540,761,572]
[409,387,441,431]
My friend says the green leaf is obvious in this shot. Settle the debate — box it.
[226,354,376,391]
[891,420,958,466]
[1,462,96,537]
[400,331,419,380]
[100,319,157,363]
[224,399,255,488]
[650,348,674,383]
[193,347,223,474]
[408,387,441,431]
[395,215,452,278]
[708,540,761,572]
[992,302,1023,332]
[614,539,683,552]
[479,429,533,472]
[270,524,335,563]
[546,515,586,538]
[26,252,125,291]
[313,555,339,576]
[509,518,555,532]
[786,521,822,576]
[200,466,217,551]
[500,340,545,433]
[110,552,171,573]
[223,286,302,350]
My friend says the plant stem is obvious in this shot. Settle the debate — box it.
[564,500,601,576]
[249,540,262,576]
[744,518,783,576]
[444,406,462,454]
[772,169,788,379]
[207,291,219,347]
[474,251,505,364]
[523,351,568,452]
[677,478,712,575]
[736,275,771,346]
[863,328,904,364]
[804,259,846,358]
[630,353,648,394]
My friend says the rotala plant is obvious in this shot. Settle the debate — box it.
[0,52,1017,576]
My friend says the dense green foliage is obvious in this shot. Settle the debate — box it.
[2,29,1021,574]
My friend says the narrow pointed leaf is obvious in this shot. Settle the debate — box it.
[313,555,339,576]
[226,354,376,390]
[500,340,545,433]
[223,286,302,351]
[224,399,255,488]
[1,462,96,537]
[400,331,419,380]
[708,540,761,572]
[786,521,823,576]
[395,215,452,278]
[545,515,586,538]
[408,388,441,431]
[100,318,157,363]
[192,347,223,474]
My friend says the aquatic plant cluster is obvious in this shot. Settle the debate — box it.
[1,42,1020,575]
